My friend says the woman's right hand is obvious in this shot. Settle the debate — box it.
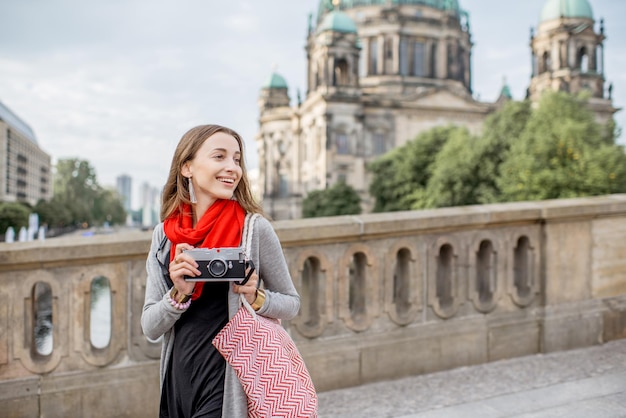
[169,243,200,295]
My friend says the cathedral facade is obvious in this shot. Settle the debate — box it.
[256,0,616,220]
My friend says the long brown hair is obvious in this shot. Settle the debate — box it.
[160,124,264,221]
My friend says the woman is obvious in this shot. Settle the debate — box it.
[141,124,300,417]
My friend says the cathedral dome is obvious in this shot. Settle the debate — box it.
[317,10,358,33]
[318,0,461,18]
[540,0,593,22]
[263,72,288,89]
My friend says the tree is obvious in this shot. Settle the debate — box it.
[0,202,31,234]
[424,100,532,208]
[34,197,73,228]
[498,91,626,201]
[302,181,361,218]
[418,127,477,208]
[53,158,101,226]
[368,126,457,212]
[1,158,128,235]
[93,189,127,225]
[367,92,626,213]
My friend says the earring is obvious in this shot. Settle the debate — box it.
[188,178,197,203]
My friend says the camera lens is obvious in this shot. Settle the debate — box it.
[208,259,227,277]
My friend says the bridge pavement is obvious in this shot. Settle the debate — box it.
[318,338,626,417]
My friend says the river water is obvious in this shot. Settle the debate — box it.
[35,278,112,355]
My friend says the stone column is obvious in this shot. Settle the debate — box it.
[361,37,369,77]
[378,35,385,75]
[392,34,400,74]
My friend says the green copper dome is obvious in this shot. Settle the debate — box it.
[540,0,593,21]
[499,84,512,99]
[318,0,461,20]
[263,72,288,89]
[318,10,358,33]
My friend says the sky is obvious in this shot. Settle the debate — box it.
[1,0,625,210]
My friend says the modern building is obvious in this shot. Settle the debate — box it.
[0,100,52,206]
[139,181,161,228]
[256,0,616,220]
[116,174,132,213]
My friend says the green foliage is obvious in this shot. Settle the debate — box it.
[417,127,476,208]
[368,126,456,212]
[34,197,73,228]
[93,189,127,225]
[302,181,361,218]
[0,158,128,234]
[367,91,626,212]
[474,100,533,203]
[424,100,532,208]
[498,92,626,201]
[54,159,101,226]
[0,202,31,234]
[40,158,127,228]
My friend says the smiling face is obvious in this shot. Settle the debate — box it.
[181,131,243,207]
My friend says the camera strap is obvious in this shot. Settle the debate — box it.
[236,213,261,286]
[237,262,255,286]
[241,213,260,259]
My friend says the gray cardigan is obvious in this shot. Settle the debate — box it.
[141,214,300,417]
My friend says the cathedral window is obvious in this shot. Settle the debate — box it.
[355,135,365,156]
[446,43,455,79]
[541,51,551,73]
[336,134,350,154]
[457,47,466,82]
[279,174,289,197]
[372,133,386,155]
[578,47,589,73]
[334,58,349,86]
[399,38,409,76]
[430,43,437,77]
[412,41,425,77]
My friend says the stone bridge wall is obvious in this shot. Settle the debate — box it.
[1,195,626,417]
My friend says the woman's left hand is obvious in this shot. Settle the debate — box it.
[232,266,259,304]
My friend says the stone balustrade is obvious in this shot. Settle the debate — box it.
[1,195,626,417]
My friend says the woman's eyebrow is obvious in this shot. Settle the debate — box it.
[210,147,240,154]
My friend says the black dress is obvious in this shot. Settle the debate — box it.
[160,281,229,418]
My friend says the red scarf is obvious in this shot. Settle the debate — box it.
[163,199,245,300]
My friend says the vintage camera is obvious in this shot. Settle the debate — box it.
[183,247,253,284]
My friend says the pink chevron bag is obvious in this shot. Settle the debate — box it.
[212,214,318,417]
[213,300,318,417]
